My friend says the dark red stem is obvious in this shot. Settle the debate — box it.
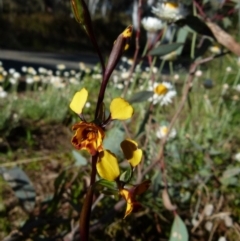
[79,154,98,241]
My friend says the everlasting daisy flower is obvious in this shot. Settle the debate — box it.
[26,77,34,84]
[70,88,134,156]
[0,74,4,83]
[234,152,240,162]
[156,124,176,139]
[152,1,187,22]
[234,84,240,92]
[9,68,16,74]
[226,66,232,72]
[141,16,163,32]
[209,44,222,54]
[27,67,37,75]
[148,81,176,105]
[0,86,7,98]
[56,64,66,70]
[195,70,203,77]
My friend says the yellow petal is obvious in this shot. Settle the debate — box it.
[120,189,133,218]
[69,88,88,115]
[97,150,120,181]
[110,98,134,120]
[121,139,142,167]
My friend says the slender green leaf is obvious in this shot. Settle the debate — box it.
[119,167,132,183]
[94,179,117,191]
[149,43,184,56]
[176,27,189,55]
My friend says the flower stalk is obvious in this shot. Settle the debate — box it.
[79,154,98,240]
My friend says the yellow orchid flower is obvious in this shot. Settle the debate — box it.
[69,88,134,155]
[96,139,142,181]
[120,180,151,218]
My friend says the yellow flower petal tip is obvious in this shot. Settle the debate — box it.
[97,150,120,181]
[70,88,88,115]
[122,25,133,38]
[121,139,142,167]
[110,98,134,120]
[120,188,142,219]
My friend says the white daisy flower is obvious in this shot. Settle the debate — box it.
[9,68,16,74]
[223,84,229,90]
[26,77,34,84]
[70,70,76,75]
[234,84,240,93]
[56,70,61,76]
[156,125,176,140]
[173,74,179,80]
[113,75,119,83]
[56,64,66,70]
[224,215,233,227]
[204,204,214,216]
[152,2,187,22]
[121,71,130,79]
[38,67,47,74]
[13,72,20,79]
[47,70,53,76]
[121,56,128,62]
[0,74,4,83]
[195,70,202,77]
[141,16,163,32]
[85,102,91,108]
[79,62,86,71]
[92,74,102,79]
[209,45,222,54]
[21,66,27,72]
[148,81,176,105]
[218,237,227,241]
[234,152,240,162]
[33,75,41,82]
[64,71,70,77]
[226,66,232,72]
[69,77,78,84]
[0,86,7,98]
[27,67,37,75]
[9,77,17,85]
[85,68,91,74]
[205,221,213,232]
[127,59,134,66]
[116,83,124,89]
